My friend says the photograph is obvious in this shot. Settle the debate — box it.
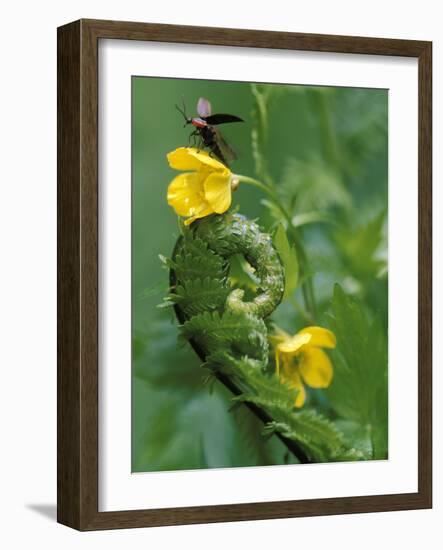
[131,77,389,472]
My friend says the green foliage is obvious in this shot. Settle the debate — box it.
[280,156,352,215]
[230,404,298,466]
[168,231,228,283]
[333,87,388,180]
[228,253,260,293]
[133,309,203,393]
[251,83,274,186]
[291,211,336,229]
[273,224,299,298]
[182,310,269,364]
[167,277,230,317]
[167,209,362,464]
[214,353,362,463]
[227,354,298,410]
[132,308,290,472]
[162,228,231,315]
[132,77,388,472]
[325,284,388,459]
[264,411,362,463]
[334,210,387,283]
[133,381,278,472]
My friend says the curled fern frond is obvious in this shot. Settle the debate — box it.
[167,210,358,464]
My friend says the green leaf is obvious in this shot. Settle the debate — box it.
[291,211,336,228]
[132,382,280,472]
[228,253,260,292]
[325,284,388,459]
[214,354,361,463]
[280,156,352,214]
[262,410,362,463]
[281,410,345,461]
[171,231,228,283]
[273,224,299,298]
[334,210,386,283]
[250,83,274,186]
[168,277,230,317]
[334,420,374,460]
[228,357,299,412]
[181,310,269,364]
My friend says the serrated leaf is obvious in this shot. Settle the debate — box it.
[261,409,358,463]
[325,284,388,459]
[216,353,360,463]
[181,310,269,364]
[273,224,299,298]
[169,277,230,317]
[172,232,228,283]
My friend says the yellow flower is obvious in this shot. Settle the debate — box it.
[273,326,336,408]
[167,147,236,225]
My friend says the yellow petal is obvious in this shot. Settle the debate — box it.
[183,202,215,225]
[187,148,228,172]
[282,369,306,408]
[294,378,306,407]
[167,173,206,216]
[269,326,291,346]
[275,350,280,376]
[297,326,336,349]
[275,345,290,377]
[299,347,333,388]
[203,173,232,213]
[167,147,204,171]
[277,333,311,354]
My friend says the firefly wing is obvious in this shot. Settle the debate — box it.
[197,97,212,118]
[213,127,237,163]
[205,114,244,125]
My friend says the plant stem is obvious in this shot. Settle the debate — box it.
[235,175,279,202]
[313,90,341,172]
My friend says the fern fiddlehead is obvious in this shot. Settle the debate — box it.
[167,207,360,464]
[168,211,312,462]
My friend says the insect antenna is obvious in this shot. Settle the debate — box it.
[175,97,189,127]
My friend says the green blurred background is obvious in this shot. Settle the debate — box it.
[132,77,388,472]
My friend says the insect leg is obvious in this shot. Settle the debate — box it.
[188,130,198,147]
[196,135,204,153]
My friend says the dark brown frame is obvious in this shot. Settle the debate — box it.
[57,18,432,531]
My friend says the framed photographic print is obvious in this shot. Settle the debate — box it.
[57,19,432,530]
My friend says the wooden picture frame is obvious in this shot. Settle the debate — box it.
[57,18,432,530]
